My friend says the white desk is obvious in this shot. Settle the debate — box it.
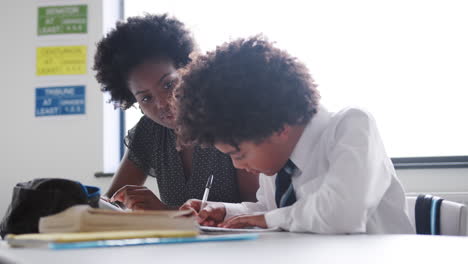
[1,233,467,264]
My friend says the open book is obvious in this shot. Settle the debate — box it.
[38,205,197,233]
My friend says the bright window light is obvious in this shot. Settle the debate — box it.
[125,0,468,158]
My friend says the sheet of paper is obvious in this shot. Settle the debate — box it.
[200,226,280,232]
[36,45,87,75]
[98,198,126,212]
[38,5,88,35]
[35,86,85,117]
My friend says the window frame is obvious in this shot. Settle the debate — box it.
[392,156,468,169]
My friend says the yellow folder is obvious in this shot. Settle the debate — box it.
[6,229,199,247]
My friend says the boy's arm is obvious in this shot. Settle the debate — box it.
[224,174,272,219]
[265,109,393,233]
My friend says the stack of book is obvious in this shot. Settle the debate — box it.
[5,205,258,249]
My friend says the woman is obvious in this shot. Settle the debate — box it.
[93,14,258,210]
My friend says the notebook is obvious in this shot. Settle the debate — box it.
[49,233,259,250]
[38,205,197,233]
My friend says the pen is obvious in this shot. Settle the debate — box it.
[200,174,214,212]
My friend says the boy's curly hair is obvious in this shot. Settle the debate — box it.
[93,14,195,109]
[175,35,320,148]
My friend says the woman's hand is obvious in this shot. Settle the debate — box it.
[111,185,167,210]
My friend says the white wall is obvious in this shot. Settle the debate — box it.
[0,0,118,216]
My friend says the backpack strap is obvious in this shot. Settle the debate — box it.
[415,194,444,235]
[415,194,432,234]
[430,196,444,235]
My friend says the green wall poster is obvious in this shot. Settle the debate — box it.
[38,5,87,35]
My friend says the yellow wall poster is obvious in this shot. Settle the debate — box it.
[36,45,87,76]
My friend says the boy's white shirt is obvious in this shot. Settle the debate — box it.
[223,106,415,234]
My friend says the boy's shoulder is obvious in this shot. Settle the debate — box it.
[328,107,376,133]
[334,106,372,118]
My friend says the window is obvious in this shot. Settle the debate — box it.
[124,0,468,168]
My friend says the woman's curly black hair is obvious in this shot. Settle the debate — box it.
[93,14,195,109]
[175,35,320,148]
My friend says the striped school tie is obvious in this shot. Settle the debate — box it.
[275,159,297,208]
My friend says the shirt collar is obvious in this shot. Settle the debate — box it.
[289,105,331,173]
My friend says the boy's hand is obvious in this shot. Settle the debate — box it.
[179,199,226,226]
[179,199,201,217]
[179,199,202,213]
[111,185,167,210]
[219,214,267,229]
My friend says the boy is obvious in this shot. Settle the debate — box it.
[176,36,414,234]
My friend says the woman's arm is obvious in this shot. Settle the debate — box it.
[103,149,147,199]
[236,169,260,202]
[105,149,167,210]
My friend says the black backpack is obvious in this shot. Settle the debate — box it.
[0,178,100,238]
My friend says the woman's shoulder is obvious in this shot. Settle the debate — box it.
[194,146,236,172]
[136,115,169,131]
[196,145,229,158]
[131,116,172,136]
[126,116,173,147]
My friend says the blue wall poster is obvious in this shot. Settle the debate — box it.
[35,85,85,116]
